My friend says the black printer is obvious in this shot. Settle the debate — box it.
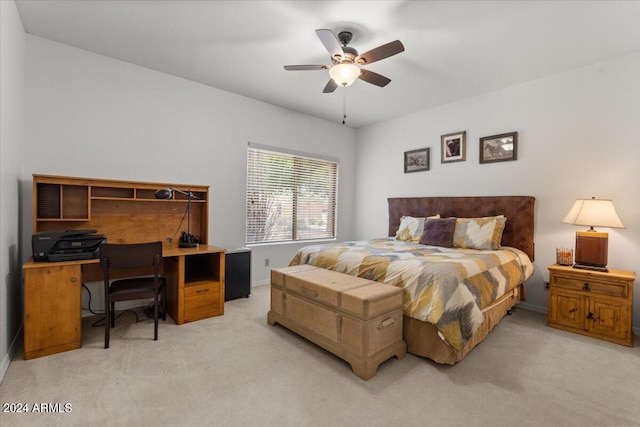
[32,229,106,262]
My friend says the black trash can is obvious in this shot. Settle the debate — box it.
[225,248,251,301]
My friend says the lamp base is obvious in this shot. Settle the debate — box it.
[572,263,608,273]
[575,230,608,271]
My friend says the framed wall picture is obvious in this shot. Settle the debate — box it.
[441,131,466,163]
[404,148,430,173]
[479,131,518,164]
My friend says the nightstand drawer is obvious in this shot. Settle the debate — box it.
[552,275,628,298]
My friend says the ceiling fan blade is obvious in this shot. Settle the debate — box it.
[316,29,344,59]
[358,69,391,87]
[322,79,338,94]
[356,40,404,65]
[284,65,328,71]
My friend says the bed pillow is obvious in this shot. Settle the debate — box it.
[453,215,506,250]
[395,214,440,242]
[419,217,457,247]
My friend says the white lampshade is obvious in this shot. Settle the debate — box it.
[562,197,624,229]
[329,63,361,87]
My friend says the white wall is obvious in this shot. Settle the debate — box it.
[0,0,26,381]
[23,35,356,308]
[354,52,640,332]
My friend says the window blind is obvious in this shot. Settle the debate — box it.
[246,146,338,244]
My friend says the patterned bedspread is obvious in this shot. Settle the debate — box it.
[289,238,534,349]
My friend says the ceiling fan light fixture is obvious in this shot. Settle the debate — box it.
[329,63,361,87]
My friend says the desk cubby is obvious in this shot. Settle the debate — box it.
[185,253,221,284]
[37,182,89,220]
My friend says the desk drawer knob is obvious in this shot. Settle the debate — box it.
[71,277,77,283]
[196,288,210,294]
[582,282,590,291]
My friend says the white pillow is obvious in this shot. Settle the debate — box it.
[396,215,440,242]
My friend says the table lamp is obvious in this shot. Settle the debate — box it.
[562,197,624,272]
[155,187,199,248]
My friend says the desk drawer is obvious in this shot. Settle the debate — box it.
[184,281,221,322]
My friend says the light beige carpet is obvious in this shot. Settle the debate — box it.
[1,284,639,427]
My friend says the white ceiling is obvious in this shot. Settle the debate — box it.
[15,1,640,128]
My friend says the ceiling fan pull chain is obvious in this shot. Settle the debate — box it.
[342,87,347,125]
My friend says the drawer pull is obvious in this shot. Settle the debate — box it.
[196,288,210,294]
[586,312,598,321]
[300,287,318,298]
[582,282,590,291]
[377,317,396,330]
[71,277,77,283]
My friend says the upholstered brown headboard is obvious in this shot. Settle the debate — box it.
[388,196,535,260]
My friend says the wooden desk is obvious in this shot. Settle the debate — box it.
[25,174,225,360]
[23,244,225,360]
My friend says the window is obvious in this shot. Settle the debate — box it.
[246,144,338,244]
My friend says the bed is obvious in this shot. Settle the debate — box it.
[288,196,535,364]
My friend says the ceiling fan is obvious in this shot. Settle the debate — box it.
[284,29,405,93]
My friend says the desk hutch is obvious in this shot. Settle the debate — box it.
[23,174,225,359]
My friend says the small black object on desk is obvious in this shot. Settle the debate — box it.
[155,187,199,248]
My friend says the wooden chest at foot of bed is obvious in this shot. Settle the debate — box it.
[268,265,406,380]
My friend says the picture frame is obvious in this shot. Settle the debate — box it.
[440,131,466,163]
[479,131,518,164]
[404,148,430,173]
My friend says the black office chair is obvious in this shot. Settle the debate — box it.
[99,241,167,349]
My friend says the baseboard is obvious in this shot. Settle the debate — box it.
[516,301,547,314]
[0,324,22,383]
[252,280,270,287]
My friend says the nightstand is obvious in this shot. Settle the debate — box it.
[547,264,635,347]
